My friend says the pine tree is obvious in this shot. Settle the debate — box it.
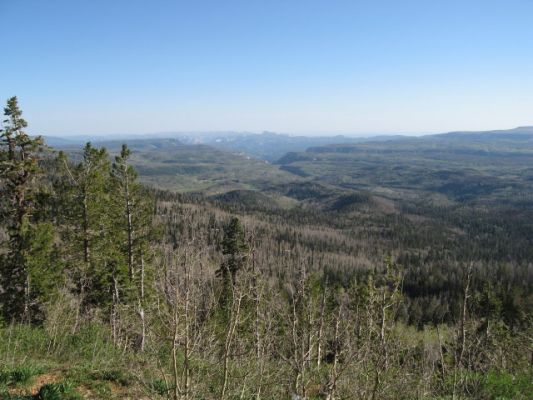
[111,144,155,349]
[0,96,57,322]
[0,97,41,243]
[58,143,117,310]
[217,217,248,307]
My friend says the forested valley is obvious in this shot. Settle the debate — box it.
[1,97,532,399]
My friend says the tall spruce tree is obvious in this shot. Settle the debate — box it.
[111,144,154,349]
[217,217,248,307]
[0,97,57,322]
[59,143,118,310]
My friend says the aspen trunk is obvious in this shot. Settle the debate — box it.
[317,282,327,368]
[23,274,31,323]
[325,304,342,400]
[183,257,191,399]
[124,172,134,280]
[220,290,242,400]
[82,189,90,264]
[139,255,146,351]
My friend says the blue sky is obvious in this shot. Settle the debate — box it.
[1,0,533,136]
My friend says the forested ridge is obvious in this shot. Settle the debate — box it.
[0,97,531,399]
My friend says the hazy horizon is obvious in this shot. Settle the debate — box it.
[43,129,422,139]
[41,124,533,142]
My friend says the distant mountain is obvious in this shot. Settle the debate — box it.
[275,126,533,207]
[46,126,533,167]
[47,126,533,212]
[91,138,183,151]
[201,131,362,161]
[441,126,533,136]
[189,131,406,162]
[54,137,300,194]
[302,126,533,156]
[42,136,84,147]
[42,135,109,147]
[434,126,533,142]
[47,130,407,161]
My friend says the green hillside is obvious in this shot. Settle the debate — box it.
[62,139,301,194]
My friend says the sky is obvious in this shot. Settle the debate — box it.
[1,0,533,136]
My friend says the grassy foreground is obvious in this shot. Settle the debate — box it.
[1,323,531,400]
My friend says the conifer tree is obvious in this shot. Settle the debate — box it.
[111,144,154,281]
[217,217,248,307]
[0,97,57,322]
[220,217,248,283]
[111,143,155,349]
[59,143,116,310]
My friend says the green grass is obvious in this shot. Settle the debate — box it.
[482,370,533,400]
[0,324,156,399]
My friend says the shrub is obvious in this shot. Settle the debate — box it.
[93,369,131,386]
[0,365,44,387]
[482,370,533,400]
[35,381,81,400]
[149,379,171,396]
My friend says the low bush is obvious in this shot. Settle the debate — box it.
[0,364,44,387]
